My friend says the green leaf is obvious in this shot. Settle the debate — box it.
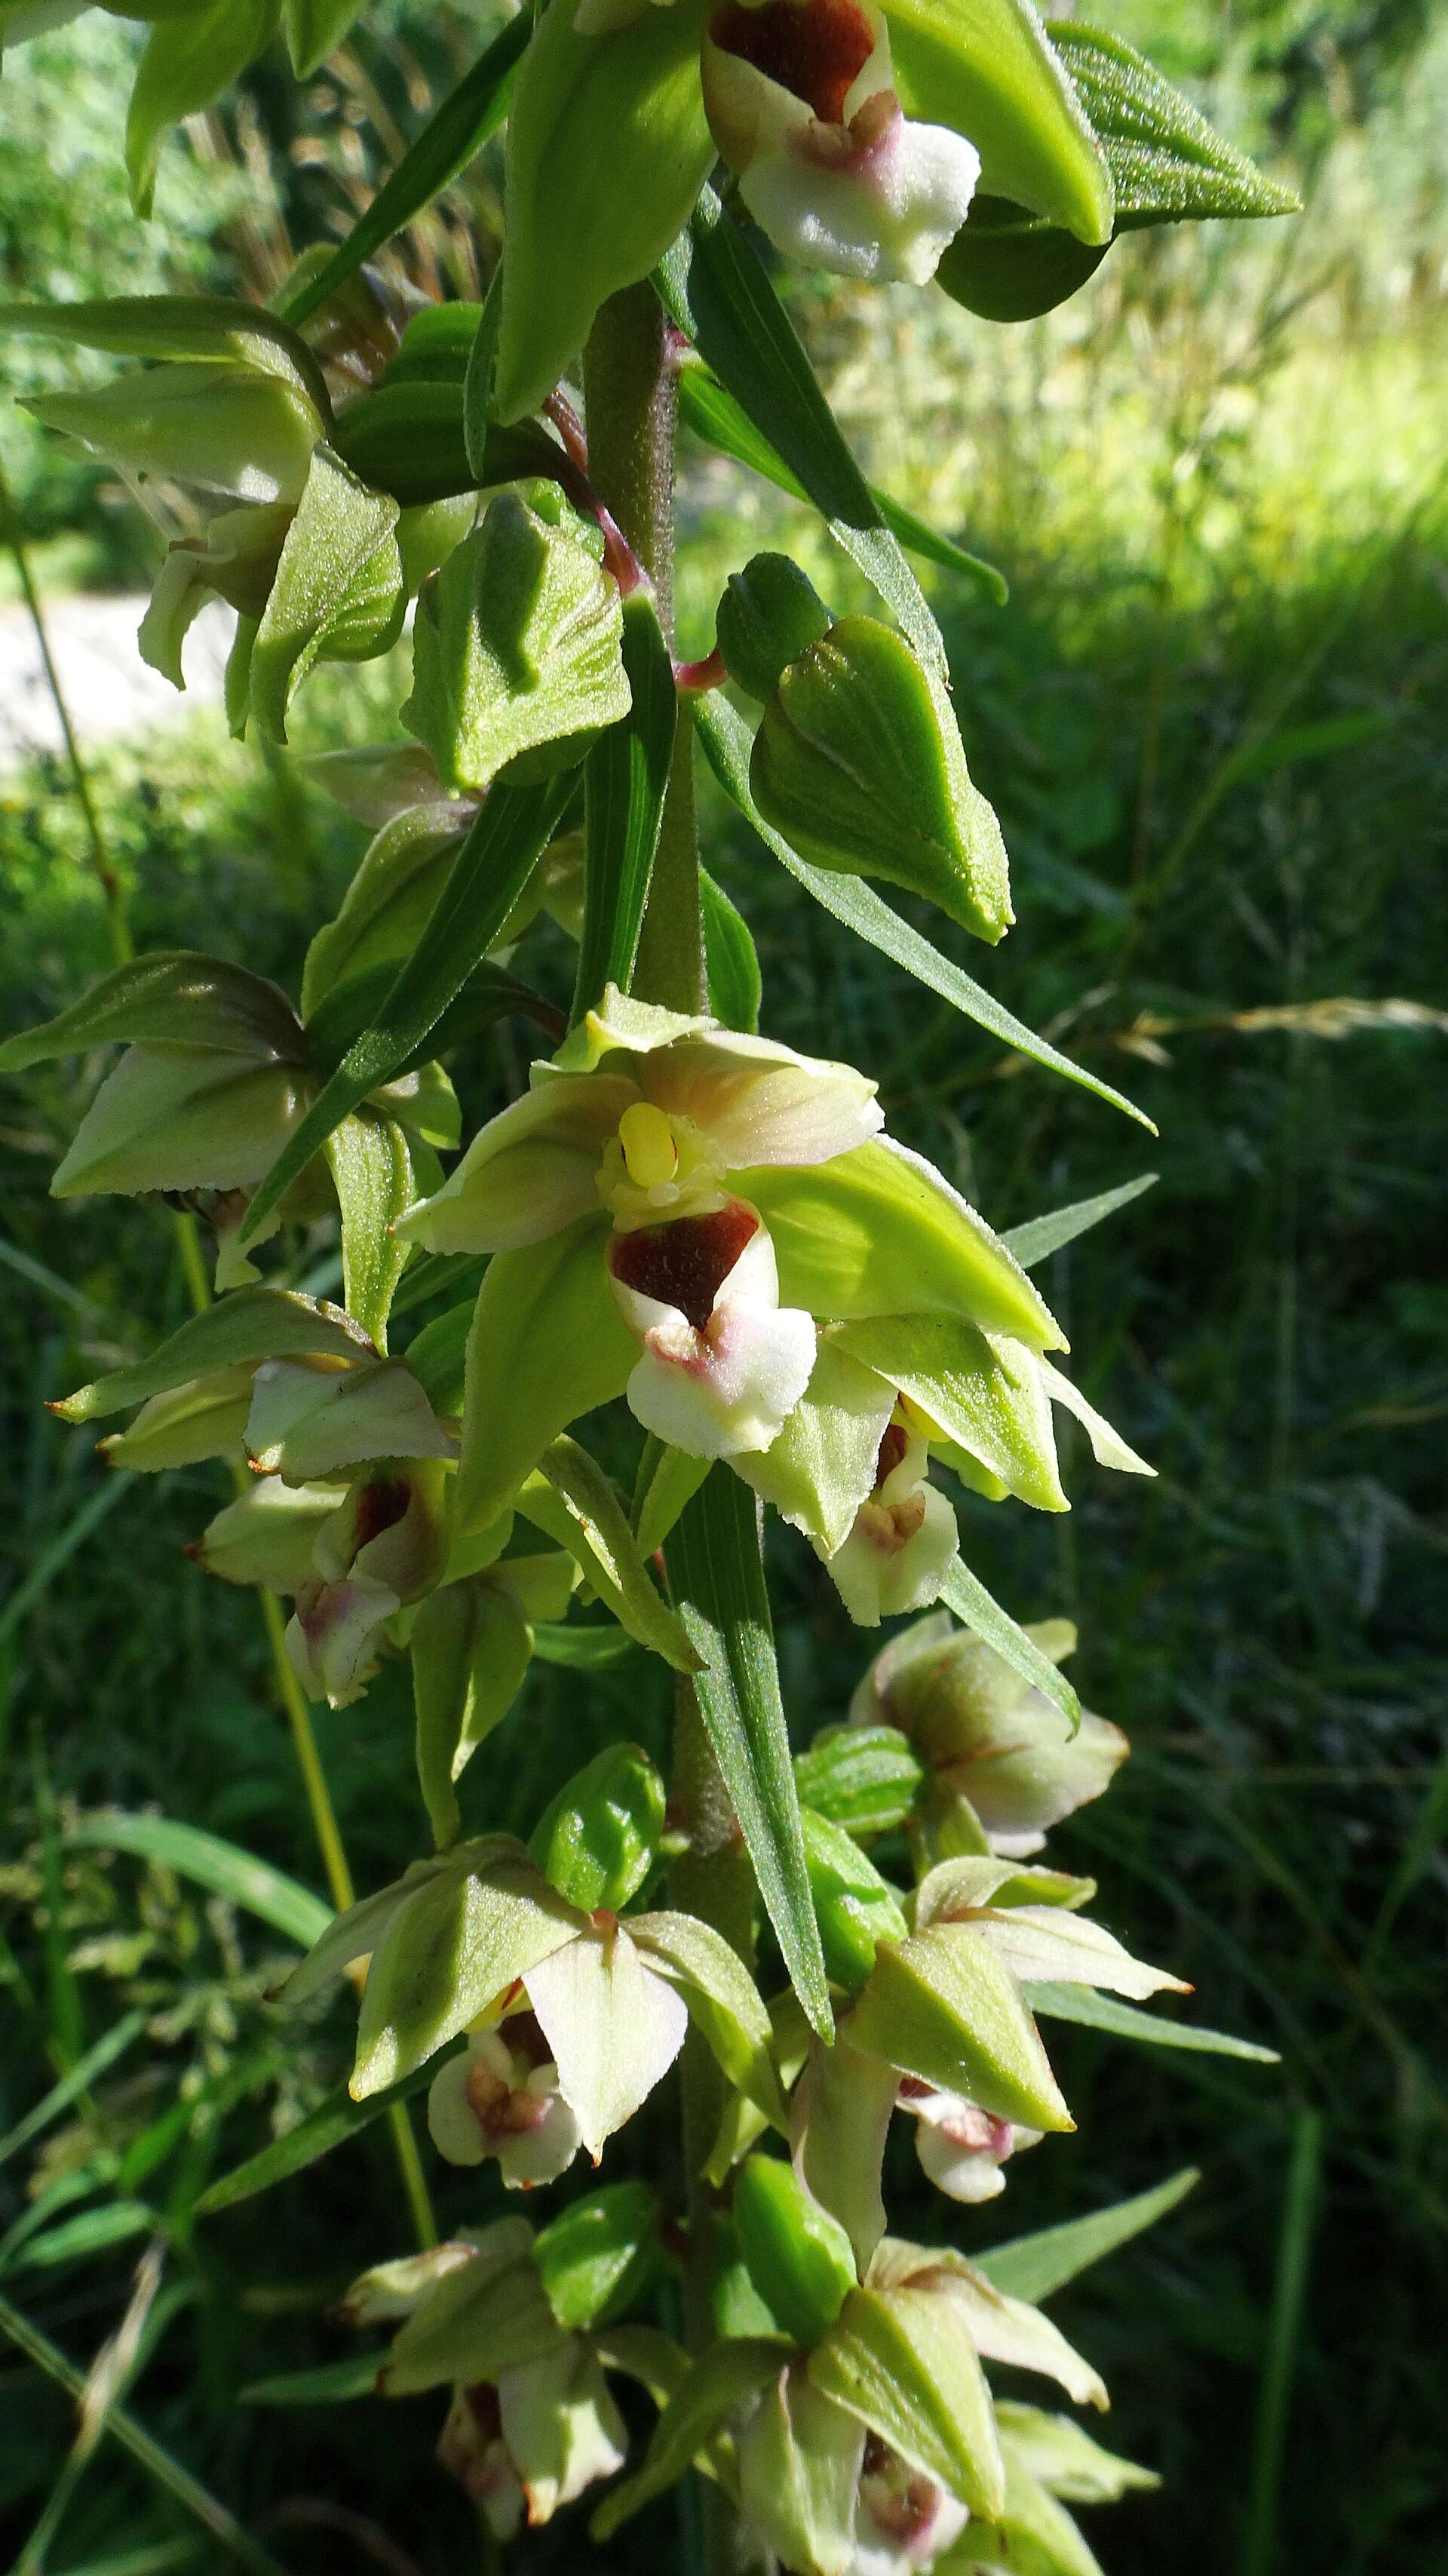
[323,1112,415,1351]
[239,774,572,1244]
[1003,1173,1158,1268]
[281,17,531,328]
[664,1470,833,2040]
[628,1909,785,2127]
[938,1556,1080,1730]
[64,1813,331,1949]
[795,1725,925,1842]
[495,0,714,422]
[1056,24,1301,225]
[0,293,330,422]
[573,590,676,1023]
[591,2335,789,2541]
[676,363,1006,603]
[885,0,1112,242]
[247,446,404,744]
[243,2352,382,2405]
[283,0,363,79]
[657,190,948,679]
[808,2284,1003,2519]
[126,0,283,218]
[300,805,468,1019]
[534,2180,661,2331]
[1026,1982,1281,2062]
[975,2167,1199,2304]
[0,2008,149,2172]
[518,1437,699,1673]
[692,692,1152,1131]
[701,867,762,1033]
[0,950,301,1075]
[530,1621,640,1670]
[401,492,630,796]
[197,2047,464,2216]
[848,1920,1071,2132]
[54,1286,372,1424]
[455,1220,637,1535]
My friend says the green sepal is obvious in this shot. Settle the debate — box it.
[402,492,630,795]
[534,2181,662,2332]
[54,1287,372,1426]
[0,292,330,418]
[350,1842,584,2096]
[793,2035,900,2275]
[0,950,302,1076]
[629,1910,787,2130]
[191,1477,336,1590]
[734,1337,893,1556]
[455,1218,637,1538]
[846,1921,1072,2132]
[751,618,1012,945]
[993,2402,1161,2502]
[591,2335,790,2541]
[741,1141,1063,1351]
[733,2154,857,2348]
[99,1367,257,1475]
[885,0,1112,244]
[247,445,405,744]
[379,2222,564,2394]
[832,1313,1067,1511]
[794,1725,925,1842]
[808,2283,1004,2519]
[411,1579,536,1848]
[496,0,714,422]
[529,1743,667,1914]
[126,0,282,219]
[800,1811,909,1995]
[284,0,365,81]
[949,2452,1107,2576]
[738,2370,864,2576]
[26,359,319,507]
[716,552,833,704]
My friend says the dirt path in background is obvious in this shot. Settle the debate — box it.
[0,593,232,764]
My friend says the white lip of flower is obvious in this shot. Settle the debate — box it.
[427,2022,582,2188]
[701,0,980,287]
[896,2077,1042,2205]
[824,1409,959,1626]
[607,1193,817,1458]
[853,2436,970,2576]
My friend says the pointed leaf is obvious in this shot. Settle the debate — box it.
[65,1813,330,1950]
[412,1581,534,1848]
[693,690,1152,1130]
[976,2167,1199,2304]
[1056,24,1300,225]
[938,1556,1080,1729]
[240,774,572,1244]
[247,446,403,744]
[573,590,677,1023]
[0,951,302,1075]
[1004,1173,1157,1269]
[0,294,330,419]
[324,1112,416,1352]
[197,2045,466,2216]
[53,1290,371,1425]
[591,2335,789,2541]
[665,1470,833,2039]
[657,190,946,677]
[1026,1983,1280,2062]
[281,16,532,328]
[518,1437,699,1673]
[127,0,281,219]
[455,1218,637,1535]
[701,864,762,1033]
[284,0,364,79]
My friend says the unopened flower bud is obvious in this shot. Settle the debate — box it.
[716,550,833,702]
[528,1743,667,1914]
[733,2152,857,2344]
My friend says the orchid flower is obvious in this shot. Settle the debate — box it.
[894,2078,1041,2207]
[398,986,1067,1539]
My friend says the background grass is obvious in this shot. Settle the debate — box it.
[2,6,1446,2571]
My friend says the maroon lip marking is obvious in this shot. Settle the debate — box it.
[609,1203,759,1332]
[352,1477,410,1550]
[875,1419,910,1488]
[710,0,875,124]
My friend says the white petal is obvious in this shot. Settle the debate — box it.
[395,1074,637,1254]
[1038,1358,1156,1477]
[977,1906,1189,2000]
[646,1031,881,1172]
[523,1928,688,2160]
[286,1572,399,1708]
[499,2341,629,2524]
[741,104,979,289]
[612,1215,818,1458]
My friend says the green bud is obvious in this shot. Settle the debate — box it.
[733,2155,856,2349]
[533,2179,661,2330]
[528,1743,666,1914]
[401,491,630,796]
[716,552,833,704]
[750,616,1013,945]
[801,1810,910,1995]
[794,1724,925,1842]
[329,377,561,508]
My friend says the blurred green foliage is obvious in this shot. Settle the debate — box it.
[1,6,1446,2573]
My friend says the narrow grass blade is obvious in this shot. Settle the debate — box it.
[241,2351,383,2404]
[658,191,947,676]
[65,1814,332,1949]
[664,1470,832,2038]
[0,2291,291,2576]
[976,2166,1199,2302]
[938,1557,1080,1730]
[676,362,1007,603]
[2,2200,155,2277]
[241,774,569,1243]
[0,1477,133,1651]
[573,592,676,1023]
[0,1231,106,1321]
[692,692,1152,1132]
[1243,2111,1324,2576]
[197,2042,461,2216]
[1026,1981,1281,2061]
[278,14,531,328]
[0,2007,149,2170]
[1004,1173,1159,1268]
